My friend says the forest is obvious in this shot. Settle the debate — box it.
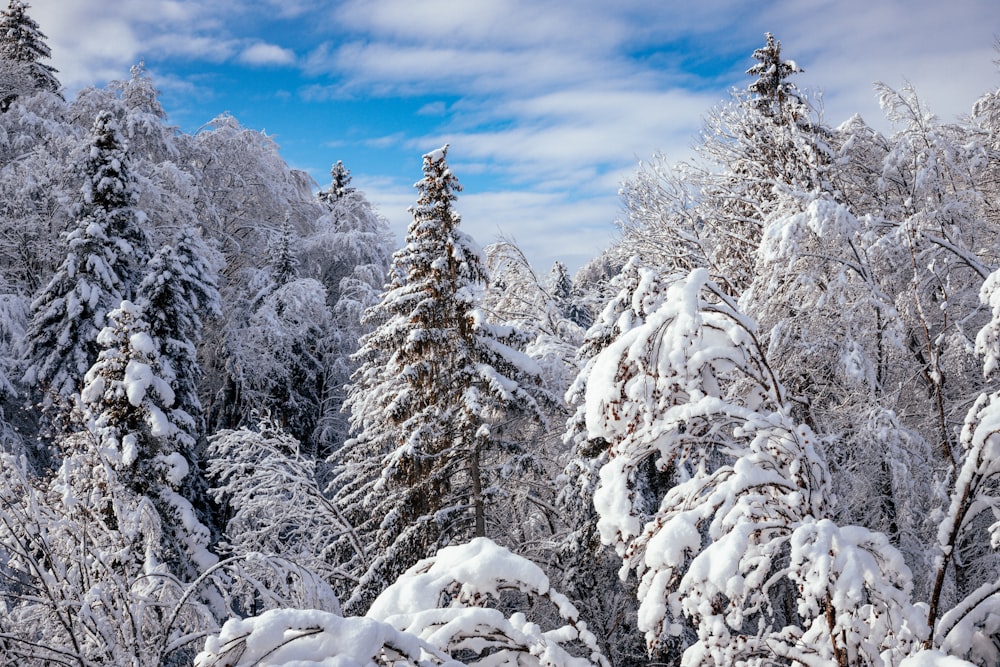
[0,1,999,665]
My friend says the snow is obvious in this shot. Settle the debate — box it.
[196,610,434,667]
[424,144,449,164]
[159,451,189,485]
[368,537,551,619]
[899,650,977,667]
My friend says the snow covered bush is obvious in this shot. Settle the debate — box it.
[194,538,609,667]
[206,415,361,607]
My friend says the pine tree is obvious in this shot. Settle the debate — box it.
[23,110,150,410]
[0,0,58,107]
[334,145,546,612]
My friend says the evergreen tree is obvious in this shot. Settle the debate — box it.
[746,32,803,118]
[270,215,299,287]
[0,0,58,106]
[138,227,222,446]
[23,110,150,411]
[550,259,590,329]
[334,145,546,612]
[697,33,829,294]
[79,300,216,578]
[317,160,354,206]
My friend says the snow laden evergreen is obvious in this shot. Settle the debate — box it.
[333,145,547,613]
[317,159,355,206]
[22,109,150,414]
[79,300,215,579]
[0,0,58,107]
[137,227,222,447]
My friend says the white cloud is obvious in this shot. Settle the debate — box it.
[23,0,1000,273]
[239,42,296,67]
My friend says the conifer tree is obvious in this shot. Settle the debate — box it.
[270,215,299,287]
[79,300,215,577]
[23,110,150,410]
[746,32,803,119]
[695,33,828,294]
[317,160,354,206]
[0,0,58,105]
[334,145,546,612]
[138,227,222,446]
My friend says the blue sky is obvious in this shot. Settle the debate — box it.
[28,0,1000,273]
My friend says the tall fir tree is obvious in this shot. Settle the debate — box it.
[23,110,150,414]
[333,145,546,612]
[0,0,58,105]
[138,227,222,447]
[24,112,149,404]
[79,300,216,578]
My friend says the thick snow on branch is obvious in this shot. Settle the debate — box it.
[196,538,608,667]
[581,267,922,663]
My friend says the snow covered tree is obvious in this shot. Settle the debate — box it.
[617,33,828,296]
[912,267,1000,665]
[221,278,331,448]
[206,416,362,606]
[0,447,219,666]
[79,299,215,578]
[300,171,393,454]
[22,109,150,412]
[746,32,804,119]
[0,0,58,108]
[270,214,299,286]
[580,268,926,664]
[138,227,222,447]
[317,159,354,206]
[701,45,828,293]
[310,197,391,452]
[333,145,547,612]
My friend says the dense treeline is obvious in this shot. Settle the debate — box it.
[0,2,999,665]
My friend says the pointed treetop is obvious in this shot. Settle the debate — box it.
[746,32,803,115]
[424,143,449,164]
[318,160,354,205]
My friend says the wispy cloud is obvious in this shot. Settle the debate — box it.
[27,0,1000,272]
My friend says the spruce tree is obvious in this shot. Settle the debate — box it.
[746,32,803,119]
[270,215,299,287]
[317,160,354,206]
[23,110,150,410]
[79,299,215,578]
[334,145,546,612]
[138,227,222,446]
[0,0,58,106]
